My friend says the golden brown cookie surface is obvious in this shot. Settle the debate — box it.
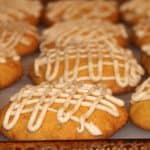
[0,20,39,57]
[41,20,128,50]
[0,82,128,140]
[130,77,150,130]
[0,0,42,25]
[0,39,22,89]
[44,0,119,25]
[120,0,150,24]
[0,59,22,89]
[29,42,144,94]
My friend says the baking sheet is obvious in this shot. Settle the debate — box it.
[0,47,149,141]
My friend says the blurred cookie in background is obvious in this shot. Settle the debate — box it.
[40,20,128,50]
[120,0,150,25]
[44,0,119,25]
[0,20,40,57]
[0,0,43,25]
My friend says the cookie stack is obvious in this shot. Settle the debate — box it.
[0,0,42,25]
[0,0,149,141]
[0,0,43,89]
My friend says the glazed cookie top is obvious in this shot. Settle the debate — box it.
[131,77,150,103]
[35,41,144,88]
[41,20,127,51]
[121,0,150,23]
[0,20,39,63]
[3,81,124,135]
[133,20,150,56]
[0,0,42,22]
[45,0,118,23]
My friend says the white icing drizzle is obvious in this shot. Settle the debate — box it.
[3,81,125,136]
[133,20,150,56]
[41,20,127,51]
[35,40,144,88]
[0,20,39,63]
[46,0,118,23]
[121,0,150,21]
[131,77,150,103]
[0,0,42,22]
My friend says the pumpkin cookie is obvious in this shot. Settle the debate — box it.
[0,20,39,57]
[132,19,150,74]
[41,20,128,51]
[44,0,119,25]
[0,50,22,89]
[0,0,42,25]
[120,0,150,25]
[0,82,128,140]
[29,42,144,94]
[130,77,150,130]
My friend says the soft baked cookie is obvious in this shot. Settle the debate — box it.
[0,0,42,25]
[130,77,150,130]
[44,0,119,25]
[41,20,128,51]
[0,51,22,89]
[0,20,39,57]
[29,42,144,94]
[132,20,150,74]
[0,82,128,140]
[120,0,150,25]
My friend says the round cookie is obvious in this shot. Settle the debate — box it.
[0,20,39,57]
[130,77,150,130]
[0,51,22,89]
[0,82,128,140]
[29,42,144,94]
[0,0,43,25]
[44,0,119,25]
[132,19,150,74]
[41,20,128,51]
[120,0,150,25]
